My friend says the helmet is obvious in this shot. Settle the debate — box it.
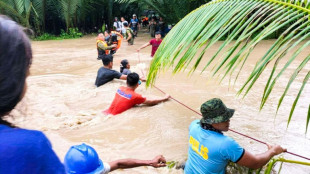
[64,143,104,174]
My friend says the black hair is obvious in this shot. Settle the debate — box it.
[127,73,139,87]
[120,59,129,73]
[102,55,113,66]
[123,22,128,27]
[155,31,161,35]
[0,16,32,127]
[104,30,111,34]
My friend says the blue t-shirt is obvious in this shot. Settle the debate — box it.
[0,125,65,174]
[184,120,244,174]
[130,19,139,29]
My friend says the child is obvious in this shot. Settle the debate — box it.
[120,59,131,75]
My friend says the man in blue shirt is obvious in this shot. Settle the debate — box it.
[129,14,140,37]
[185,98,286,174]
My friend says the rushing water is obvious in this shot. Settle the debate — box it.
[10,31,310,173]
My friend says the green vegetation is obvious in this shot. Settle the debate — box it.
[167,158,310,173]
[0,0,209,39]
[33,28,83,41]
[147,0,310,131]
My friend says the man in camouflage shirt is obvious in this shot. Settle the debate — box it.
[96,33,117,60]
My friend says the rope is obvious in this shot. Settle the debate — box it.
[136,52,310,161]
[152,85,310,161]
[138,52,141,63]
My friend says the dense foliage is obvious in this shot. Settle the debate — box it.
[0,0,209,37]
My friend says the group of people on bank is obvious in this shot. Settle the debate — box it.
[0,16,287,174]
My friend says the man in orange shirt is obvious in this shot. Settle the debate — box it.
[104,72,170,115]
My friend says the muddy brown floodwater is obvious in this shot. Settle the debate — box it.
[10,30,310,173]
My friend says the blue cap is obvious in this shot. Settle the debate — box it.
[64,143,104,174]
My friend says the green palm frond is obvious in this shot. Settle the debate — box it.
[147,0,310,130]
[0,1,27,25]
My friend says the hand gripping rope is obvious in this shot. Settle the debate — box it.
[137,52,310,161]
[154,85,310,161]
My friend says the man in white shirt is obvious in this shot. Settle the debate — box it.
[113,17,122,32]
[120,17,128,36]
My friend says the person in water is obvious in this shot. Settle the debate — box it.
[184,98,286,174]
[95,55,127,87]
[123,22,134,45]
[96,33,117,60]
[0,16,65,173]
[137,31,162,57]
[104,72,170,115]
[95,55,144,87]
[120,59,131,75]
[64,143,166,174]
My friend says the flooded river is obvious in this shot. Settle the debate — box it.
[10,31,310,173]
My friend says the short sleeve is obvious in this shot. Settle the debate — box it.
[149,39,153,45]
[219,137,244,163]
[101,162,111,174]
[189,120,200,130]
[113,70,122,79]
[134,94,146,104]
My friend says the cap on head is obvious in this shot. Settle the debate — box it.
[133,14,137,17]
[64,143,104,174]
[200,98,235,124]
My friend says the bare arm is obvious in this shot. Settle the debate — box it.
[108,155,166,172]
[143,94,170,106]
[137,42,151,52]
[237,144,286,169]
[119,75,127,80]
[126,32,132,41]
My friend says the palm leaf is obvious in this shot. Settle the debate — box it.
[0,1,27,26]
[147,0,310,130]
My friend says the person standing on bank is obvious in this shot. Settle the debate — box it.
[120,17,128,37]
[184,98,286,174]
[137,32,162,57]
[0,16,65,174]
[113,17,122,33]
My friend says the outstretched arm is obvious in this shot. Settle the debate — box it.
[237,144,286,169]
[143,94,170,106]
[137,42,151,52]
[108,155,166,172]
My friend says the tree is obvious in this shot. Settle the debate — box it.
[147,0,310,132]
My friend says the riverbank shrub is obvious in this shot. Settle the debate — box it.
[34,28,83,41]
